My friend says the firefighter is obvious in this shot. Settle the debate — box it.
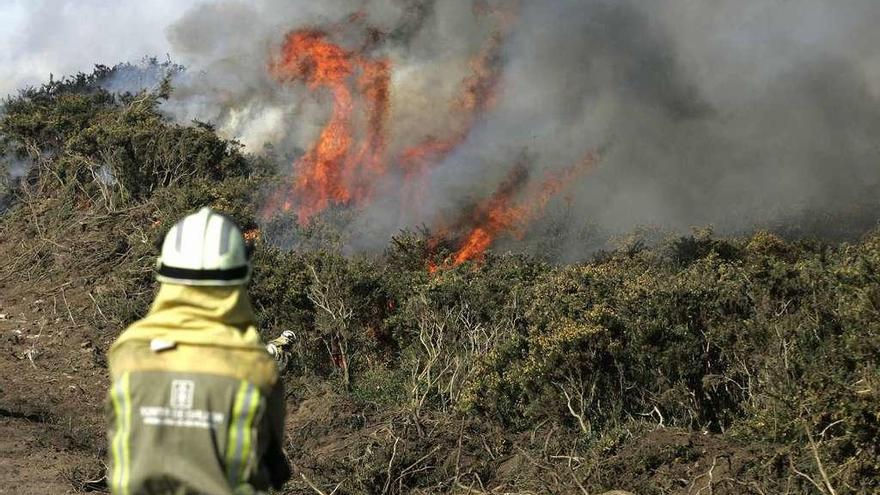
[106,207,292,495]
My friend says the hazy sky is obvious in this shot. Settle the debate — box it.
[0,0,208,97]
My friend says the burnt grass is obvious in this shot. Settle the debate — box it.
[1,66,878,494]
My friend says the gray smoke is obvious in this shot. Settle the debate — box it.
[157,0,880,257]
[0,154,31,213]
[6,0,880,258]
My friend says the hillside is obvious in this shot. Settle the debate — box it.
[1,69,878,494]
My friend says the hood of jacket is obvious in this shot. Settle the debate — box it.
[110,283,266,352]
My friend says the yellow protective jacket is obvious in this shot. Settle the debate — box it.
[106,284,290,495]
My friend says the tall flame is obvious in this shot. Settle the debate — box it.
[261,4,518,225]
[262,3,597,268]
[264,29,390,224]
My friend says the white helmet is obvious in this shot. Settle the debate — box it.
[156,207,252,286]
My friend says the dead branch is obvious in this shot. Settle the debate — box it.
[789,457,827,494]
[382,435,401,494]
[300,472,343,495]
[804,420,837,495]
[307,264,355,386]
[691,456,718,495]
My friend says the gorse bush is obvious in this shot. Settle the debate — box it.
[1,62,250,212]
[2,65,877,493]
[0,63,265,329]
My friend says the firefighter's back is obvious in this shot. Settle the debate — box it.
[105,208,289,495]
[108,325,280,495]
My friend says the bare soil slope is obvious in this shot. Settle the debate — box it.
[0,264,106,493]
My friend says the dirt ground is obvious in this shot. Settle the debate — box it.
[0,270,108,493]
[0,417,93,495]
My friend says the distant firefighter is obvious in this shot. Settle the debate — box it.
[106,207,291,495]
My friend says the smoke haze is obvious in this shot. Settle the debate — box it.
[4,0,880,259]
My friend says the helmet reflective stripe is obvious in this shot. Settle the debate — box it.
[218,220,231,256]
[156,207,252,286]
[175,223,185,253]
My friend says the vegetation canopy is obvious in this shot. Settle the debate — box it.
[1,65,877,494]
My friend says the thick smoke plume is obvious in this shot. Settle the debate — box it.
[8,0,880,260]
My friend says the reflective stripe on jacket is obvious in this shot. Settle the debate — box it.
[106,284,290,495]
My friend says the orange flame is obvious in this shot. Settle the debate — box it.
[440,151,599,268]
[350,57,390,199]
[263,4,592,268]
[263,5,519,227]
[263,29,390,224]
